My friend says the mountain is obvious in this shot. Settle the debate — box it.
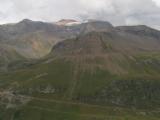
[1,20,160,120]
[70,20,114,34]
[0,19,114,59]
[0,19,68,58]
[0,19,116,70]
[116,25,160,39]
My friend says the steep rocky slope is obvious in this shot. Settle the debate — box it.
[0,19,115,59]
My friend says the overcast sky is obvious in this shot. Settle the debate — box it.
[0,0,160,29]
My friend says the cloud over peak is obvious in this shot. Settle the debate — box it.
[0,0,160,29]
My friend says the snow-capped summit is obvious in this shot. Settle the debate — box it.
[55,19,81,26]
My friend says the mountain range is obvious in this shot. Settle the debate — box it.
[0,19,160,120]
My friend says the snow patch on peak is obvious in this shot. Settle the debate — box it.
[55,19,81,26]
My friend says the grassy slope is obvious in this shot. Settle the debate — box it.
[0,46,26,72]
[0,52,160,119]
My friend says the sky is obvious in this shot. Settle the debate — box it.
[0,0,160,29]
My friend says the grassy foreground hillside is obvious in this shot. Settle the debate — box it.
[0,52,160,119]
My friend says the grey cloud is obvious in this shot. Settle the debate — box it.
[0,0,160,29]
